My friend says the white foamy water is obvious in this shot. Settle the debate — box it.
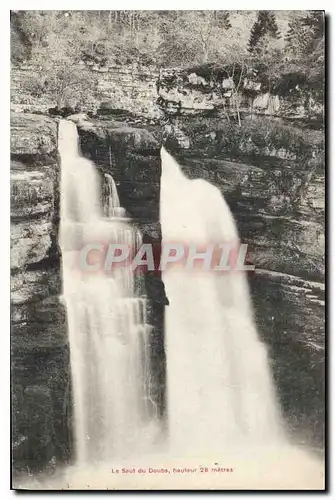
[39,128,324,490]
[58,119,155,465]
[160,146,284,453]
[103,173,126,218]
[156,147,324,489]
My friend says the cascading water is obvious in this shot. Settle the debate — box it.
[51,127,323,489]
[103,173,126,218]
[157,147,324,489]
[160,146,284,454]
[58,119,153,465]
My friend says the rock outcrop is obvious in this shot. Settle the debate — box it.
[158,66,323,122]
[11,113,71,472]
[11,63,323,123]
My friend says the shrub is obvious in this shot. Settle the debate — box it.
[181,116,324,162]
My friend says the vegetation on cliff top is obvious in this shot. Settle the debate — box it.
[11,11,324,102]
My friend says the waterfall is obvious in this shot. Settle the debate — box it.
[58,119,153,465]
[160,147,284,454]
[53,123,323,489]
[103,173,126,218]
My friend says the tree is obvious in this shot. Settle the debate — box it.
[302,11,324,47]
[14,11,99,107]
[285,11,324,58]
[248,11,281,54]
[158,11,233,66]
[285,16,309,57]
[283,11,324,101]
[10,11,32,63]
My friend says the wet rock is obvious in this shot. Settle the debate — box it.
[121,180,160,203]
[11,323,67,352]
[137,221,162,242]
[12,385,55,470]
[48,106,76,118]
[66,113,91,125]
[77,119,161,158]
[119,153,161,184]
[12,345,72,472]
[11,318,67,351]
[11,294,65,326]
[108,127,158,153]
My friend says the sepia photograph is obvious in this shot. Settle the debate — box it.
[10,9,325,490]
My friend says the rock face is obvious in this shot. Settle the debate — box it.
[10,109,324,472]
[77,119,168,417]
[168,148,325,449]
[11,113,58,159]
[251,270,324,448]
[158,66,323,121]
[11,113,71,472]
[11,63,323,122]
[11,64,162,118]
[171,153,325,282]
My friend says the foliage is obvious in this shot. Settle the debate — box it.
[285,12,324,64]
[157,11,234,66]
[280,11,324,99]
[10,11,32,63]
[10,10,324,107]
[182,116,324,160]
[10,10,261,69]
[25,66,98,108]
[248,11,281,54]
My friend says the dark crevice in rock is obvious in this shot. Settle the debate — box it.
[11,154,57,167]
[10,213,51,224]
[25,254,61,272]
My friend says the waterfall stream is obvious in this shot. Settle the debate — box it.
[58,119,153,465]
[53,124,323,489]
[160,146,284,454]
[103,173,126,218]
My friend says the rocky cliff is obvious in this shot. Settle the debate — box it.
[74,112,324,450]
[11,113,72,472]
[11,62,323,123]
[11,109,324,473]
[159,65,323,121]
